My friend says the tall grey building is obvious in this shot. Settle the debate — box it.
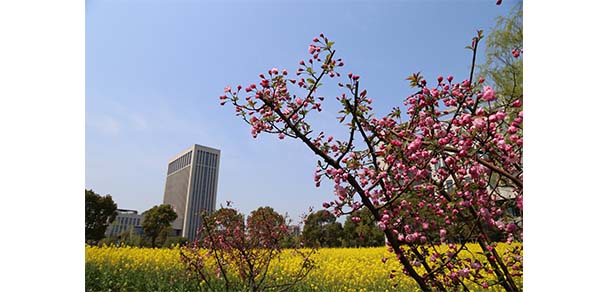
[163,144,220,241]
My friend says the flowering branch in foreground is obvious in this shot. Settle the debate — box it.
[221,32,522,291]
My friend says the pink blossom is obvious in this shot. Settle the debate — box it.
[334,185,347,200]
[512,48,520,58]
[473,118,486,129]
[440,229,447,238]
[458,268,470,277]
[495,111,506,120]
[444,156,455,166]
[482,86,496,101]
[308,45,316,54]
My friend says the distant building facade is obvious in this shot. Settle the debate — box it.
[287,225,301,236]
[105,209,143,237]
[163,144,221,241]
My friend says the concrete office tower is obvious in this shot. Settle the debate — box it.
[163,144,220,241]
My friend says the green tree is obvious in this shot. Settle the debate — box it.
[209,207,245,231]
[479,2,523,112]
[247,206,287,248]
[479,2,524,232]
[85,189,118,244]
[98,226,144,247]
[302,210,343,247]
[181,205,316,292]
[343,208,385,247]
[162,236,188,248]
[142,204,178,247]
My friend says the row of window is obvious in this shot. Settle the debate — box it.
[107,217,142,236]
[185,151,219,240]
[108,225,143,236]
[115,216,141,226]
[167,151,193,175]
[195,150,218,168]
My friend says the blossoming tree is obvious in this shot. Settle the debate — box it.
[180,205,316,291]
[220,28,522,291]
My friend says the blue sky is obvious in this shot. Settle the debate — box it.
[86,0,516,222]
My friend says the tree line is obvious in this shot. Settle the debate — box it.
[85,189,183,248]
[85,189,387,248]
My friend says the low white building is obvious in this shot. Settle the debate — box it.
[105,209,143,237]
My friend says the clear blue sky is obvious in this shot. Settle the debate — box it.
[86,0,517,222]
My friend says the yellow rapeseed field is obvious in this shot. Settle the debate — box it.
[86,243,521,291]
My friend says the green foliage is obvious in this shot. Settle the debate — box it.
[85,189,118,244]
[162,236,188,248]
[142,204,178,247]
[342,208,385,247]
[85,261,201,292]
[479,2,523,110]
[206,206,245,231]
[280,234,300,248]
[302,210,344,248]
[98,227,144,247]
[247,206,285,228]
